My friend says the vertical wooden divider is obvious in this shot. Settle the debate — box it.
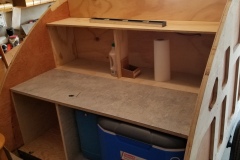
[113,30,128,78]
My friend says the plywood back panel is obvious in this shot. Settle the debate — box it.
[74,28,114,62]
[128,31,214,76]
[68,0,227,22]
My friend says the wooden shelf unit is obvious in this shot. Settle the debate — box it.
[46,21,214,93]
[12,68,197,159]
[5,0,240,159]
[11,15,217,160]
[57,59,201,93]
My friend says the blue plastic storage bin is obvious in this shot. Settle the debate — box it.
[98,117,186,160]
[75,110,102,160]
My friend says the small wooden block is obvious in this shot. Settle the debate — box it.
[121,57,141,78]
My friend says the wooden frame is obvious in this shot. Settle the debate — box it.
[0,0,240,159]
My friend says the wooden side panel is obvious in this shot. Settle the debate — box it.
[68,0,227,22]
[185,0,240,159]
[48,26,77,66]
[0,2,70,151]
[12,93,58,144]
[56,105,81,160]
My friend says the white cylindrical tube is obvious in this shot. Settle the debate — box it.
[154,39,171,81]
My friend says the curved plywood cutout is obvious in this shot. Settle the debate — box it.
[0,2,70,150]
[68,0,227,22]
[185,0,240,159]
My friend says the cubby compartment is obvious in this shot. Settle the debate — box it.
[12,93,65,160]
[47,20,216,93]
[127,31,215,93]
[47,26,118,78]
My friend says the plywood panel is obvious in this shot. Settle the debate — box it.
[128,31,214,76]
[47,18,219,33]
[11,69,197,138]
[185,0,240,159]
[18,125,65,160]
[56,105,81,160]
[68,0,227,22]
[0,2,70,151]
[74,28,114,62]
[12,93,58,144]
[48,26,77,66]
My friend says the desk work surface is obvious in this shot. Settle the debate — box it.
[12,69,198,138]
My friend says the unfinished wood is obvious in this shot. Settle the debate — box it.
[4,45,20,67]
[185,0,240,159]
[56,105,81,160]
[47,18,219,33]
[0,1,70,151]
[114,30,128,77]
[18,125,65,160]
[196,124,211,160]
[12,93,59,144]
[68,0,226,22]
[48,26,77,66]
[74,28,113,62]
[57,59,201,93]
[50,27,214,79]
[128,31,214,76]
[11,69,197,138]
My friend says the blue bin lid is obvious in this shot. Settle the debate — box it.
[98,117,187,149]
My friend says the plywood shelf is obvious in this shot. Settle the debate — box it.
[47,18,219,33]
[57,59,201,93]
[18,125,65,160]
[12,68,197,138]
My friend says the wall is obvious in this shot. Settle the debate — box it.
[0,3,52,37]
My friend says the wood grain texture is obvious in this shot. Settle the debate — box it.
[12,93,58,144]
[47,25,214,79]
[0,2,70,151]
[0,60,7,91]
[68,0,227,22]
[48,26,77,66]
[47,18,220,33]
[74,28,113,62]
[185,0,240,159]
[18,125,65,160]
[4,45,20,67]
[57,59,201,93]
[11,69,197,138]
